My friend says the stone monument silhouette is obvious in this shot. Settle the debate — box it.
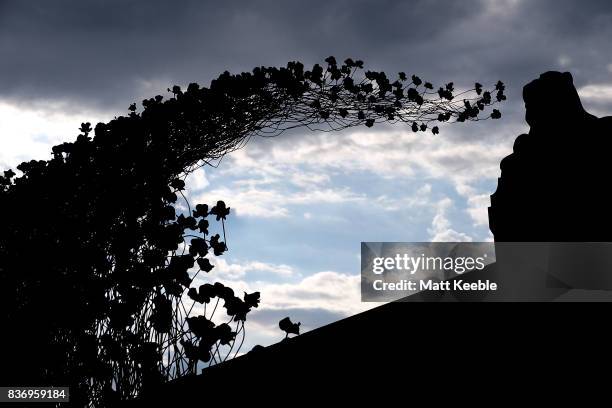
[489,71,612,242]
[489,72,612,294]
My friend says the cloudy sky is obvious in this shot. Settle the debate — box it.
[2,0,612,350]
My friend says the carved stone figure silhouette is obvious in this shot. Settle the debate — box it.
[489,71,612,241]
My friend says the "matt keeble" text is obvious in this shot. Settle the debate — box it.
[372,279,497,291]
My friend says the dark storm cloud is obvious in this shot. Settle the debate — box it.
[1,0,612,113]
[0,0,475,110]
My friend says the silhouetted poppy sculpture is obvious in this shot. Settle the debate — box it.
[0,57,504,406]
[279,317,301,338]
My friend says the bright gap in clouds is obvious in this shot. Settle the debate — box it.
[185,125,516,348]
[0,100,110,170]
[578,83,612,117]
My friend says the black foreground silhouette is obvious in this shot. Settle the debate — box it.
[0,58,504,407]
[127,71,612,404]
[489,71,612,241]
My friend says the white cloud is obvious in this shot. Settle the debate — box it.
[194,185,364,218]
[576,83,612,118]
[558,55,572,68]
[209,257,296,280]
[466,193,491,227]
[185,167,209,191]
[289,171,330,188]
[260,271,366,314]
[578,84,612,103]
[481,0,523,18]
[428,198,473,242]
[202,270,371,319]
[224,128,509,192]
[453,183,492,228]
[375,183,432,211]
[196,127,512,223]
[196,186,290,217]
[0,99,109,170]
